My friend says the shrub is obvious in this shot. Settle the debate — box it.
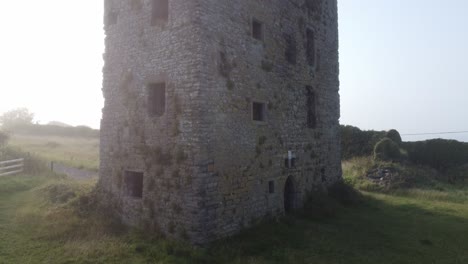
[374,138,401,161]
[386,129,402,145]
[0,130,9,147]
[404,139,468,172]
[44,183,77,204]
[340,125,386,160]
[446,164,468,183]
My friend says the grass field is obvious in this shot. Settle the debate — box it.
[1,172,468,264]
[8,134,99,171]
[2,138,468,263]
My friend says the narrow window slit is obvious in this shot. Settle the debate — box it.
[306,29,316,67]
[252,102,266,122]
[148,83,166,117]
[306,86,317,128]
[252,19,263,40]
[269,181,275,194]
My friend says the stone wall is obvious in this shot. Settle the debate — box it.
[100,0,341,244]
[194,0,341,241]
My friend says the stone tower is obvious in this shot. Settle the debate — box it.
[100,0,341,244]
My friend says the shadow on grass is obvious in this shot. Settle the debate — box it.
[197,194,468,264]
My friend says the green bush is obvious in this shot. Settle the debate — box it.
[386,129,402,145]
[340,125,386,160]
[374,138,401,161]
[446,164,468,183]
[404,139,468,172]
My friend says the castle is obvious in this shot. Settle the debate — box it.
[100,0,341,244]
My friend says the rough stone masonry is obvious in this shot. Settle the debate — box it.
[99,0,341,244]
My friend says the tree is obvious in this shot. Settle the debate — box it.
[0,108,34,129]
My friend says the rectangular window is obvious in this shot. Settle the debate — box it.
[124,171,144,198]
[151,0,168,25]
[148,83,166,117]
[306,29,316,66]
[269,181,275,194]
[252,19,263,40]
[105,11,118,26]
[284,33,297,64]
[306,86,317,128]
[252,102,266,122]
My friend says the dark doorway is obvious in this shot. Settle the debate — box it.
[284,176,295,213]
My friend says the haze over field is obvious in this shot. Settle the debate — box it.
[0,0,467,141]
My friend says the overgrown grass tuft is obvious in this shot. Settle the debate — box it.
[342,156,441,192]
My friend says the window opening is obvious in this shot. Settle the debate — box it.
[306,86,317,128]
[252,102,266,122]
[284,33,297,64]
[269,181,275,194]
[306,29,316,66]
[321,167,326,182]
[124,171,144,198]
[252,19,263,40]
[148,83,166,116]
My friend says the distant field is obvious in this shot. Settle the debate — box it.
[8,134,99,171]
[2,172,468,263]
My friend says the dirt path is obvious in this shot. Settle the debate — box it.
[51,162,97,180]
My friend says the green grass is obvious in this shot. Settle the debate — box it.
[2,171,468,263]
[0,174,146,263]
[8,134,99,171]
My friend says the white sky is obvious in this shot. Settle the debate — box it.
[0,1,104,128]
[0,1,467,142]
[339,0,468,142]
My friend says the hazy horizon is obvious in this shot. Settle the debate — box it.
[1,0,467,142]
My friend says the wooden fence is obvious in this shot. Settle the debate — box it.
[0,158,24,177]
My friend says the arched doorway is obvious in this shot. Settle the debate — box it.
[284,176,295,213]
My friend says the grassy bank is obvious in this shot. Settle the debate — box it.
[8,134,99,171]
[2,171,468,263]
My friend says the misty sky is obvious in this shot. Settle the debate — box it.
[339,0,468,141]
[0,0,467,142]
